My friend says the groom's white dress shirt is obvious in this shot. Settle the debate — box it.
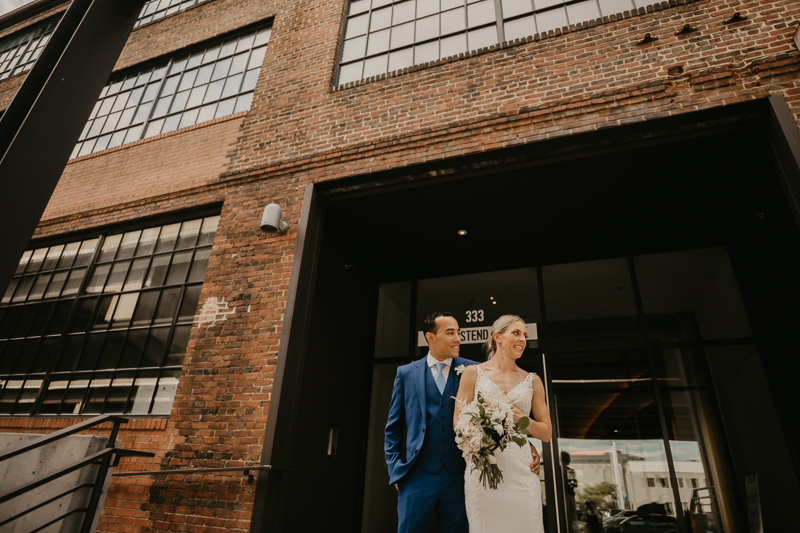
[426,353,452,380]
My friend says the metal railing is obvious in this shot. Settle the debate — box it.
[0,415,154,533]
[113,465,273,485]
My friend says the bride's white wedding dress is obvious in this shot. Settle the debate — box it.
[465,367,544,533]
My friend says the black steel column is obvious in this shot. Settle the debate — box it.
[0,0,146,297]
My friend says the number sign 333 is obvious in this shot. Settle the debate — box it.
[465,310,484,323]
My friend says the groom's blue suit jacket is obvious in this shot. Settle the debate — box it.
[385,356,477,486]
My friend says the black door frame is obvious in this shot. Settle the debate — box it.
[249,96,800,532]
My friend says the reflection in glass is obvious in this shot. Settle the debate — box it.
[634,248,752,340]
[551,349,678,531]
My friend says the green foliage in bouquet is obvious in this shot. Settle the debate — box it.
[454,392,532,490]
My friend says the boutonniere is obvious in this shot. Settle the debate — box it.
[455,364,466,376]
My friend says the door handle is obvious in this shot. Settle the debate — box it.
[327,428,338,457]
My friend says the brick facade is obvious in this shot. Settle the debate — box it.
[1,0,798,530]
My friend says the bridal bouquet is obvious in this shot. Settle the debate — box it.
[454,392,530,490]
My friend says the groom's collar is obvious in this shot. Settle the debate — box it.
[426,353,453,368]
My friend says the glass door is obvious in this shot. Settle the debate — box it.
[361,247,772,533]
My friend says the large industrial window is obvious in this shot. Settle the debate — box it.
[0,16,59,81]
[338,0,658,85]
[0,215,219,416]
[71,24,271,158]
[136,0,214,28]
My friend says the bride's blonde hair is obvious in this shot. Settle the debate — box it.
[484,314,525,360]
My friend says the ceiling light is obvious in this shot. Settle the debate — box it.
[457,230,467,236]
[492,301,497,305]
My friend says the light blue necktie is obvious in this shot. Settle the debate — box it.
[435,362,446,395]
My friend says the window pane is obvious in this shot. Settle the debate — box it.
[536,7,567,32]
[389,48,414,71]
[166,251,193,285]
[504,15,536,40]
[131,290,160,327]
[347,13,370,38]
[104,261,131,293]
[415,41,439,65]
[178,285,203,322]
[467,0,496,27]
[393,0,415,24]
[156,223,180,252]
[42,245,64,270]
[151,370,181,414]
[154,288,181,324]
[467,25,498,49]
[441,33,467,58]
[502,0,532,17]
[75,333,104,370]
[416,14,440,42]
[441,8,466,35]
[58,243,81,269]
[363,54,388,78]
[118,330,148,368]
[141,328,170,367]
[87,264,111,294]
[367,29,391,55]
[567,0,600,24]
[391,21,415,49]
[165,325,192,366]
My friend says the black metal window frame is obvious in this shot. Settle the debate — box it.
[337,0,657,85]
[135,0,215,28]
[0,15,60,81]
[71,21,271,159]
[0,213,221,417]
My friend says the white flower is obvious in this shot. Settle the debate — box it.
[455,364,467,375]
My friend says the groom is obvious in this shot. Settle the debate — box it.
[385,311,540,533]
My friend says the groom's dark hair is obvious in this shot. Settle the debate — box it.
[422,311,455,338]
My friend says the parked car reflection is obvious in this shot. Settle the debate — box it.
[603,512,678,532]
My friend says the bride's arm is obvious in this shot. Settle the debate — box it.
[453,365,478,429]
[528,374,552,442]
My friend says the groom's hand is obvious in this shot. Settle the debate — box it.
[529,444,540,476]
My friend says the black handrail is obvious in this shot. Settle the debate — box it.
[0,415,154,533]
[0,415,128,462]
[113,465,273,484]
[0,483,93,528]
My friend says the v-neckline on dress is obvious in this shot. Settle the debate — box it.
[476,366,531,395]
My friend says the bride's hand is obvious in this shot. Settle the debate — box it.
[511,406,527,424]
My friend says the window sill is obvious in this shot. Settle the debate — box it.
[67,110,248,164]
[334,0,697,92]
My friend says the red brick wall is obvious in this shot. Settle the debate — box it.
[114,0,275,71]
[42,112,246,220]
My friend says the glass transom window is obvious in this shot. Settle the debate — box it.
[0,215,220,416]
[136,0,214,28]
[0,17,58,81]
[338,0,658,85]
[71,24,271,159]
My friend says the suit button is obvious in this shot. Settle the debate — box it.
[414,449,418,453]
[441,416,445,420]
[442,452,446,456]
[441,428,446,432]
[422,429,426,433]
[442,440,447,444]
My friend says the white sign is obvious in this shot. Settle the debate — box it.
[417,323,538,347]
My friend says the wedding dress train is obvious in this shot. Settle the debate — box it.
[464,367,544,533]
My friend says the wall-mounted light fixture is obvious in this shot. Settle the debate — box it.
[794,23,799,51]
[260,203,289,234]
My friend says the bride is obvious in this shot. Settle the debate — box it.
[454,315,552,533]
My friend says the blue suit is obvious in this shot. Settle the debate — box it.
[385,356,477,533]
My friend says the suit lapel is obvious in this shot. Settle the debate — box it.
[414,358,427,419]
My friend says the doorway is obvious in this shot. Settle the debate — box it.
[362,245,763,533]
[253,100,800,533]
